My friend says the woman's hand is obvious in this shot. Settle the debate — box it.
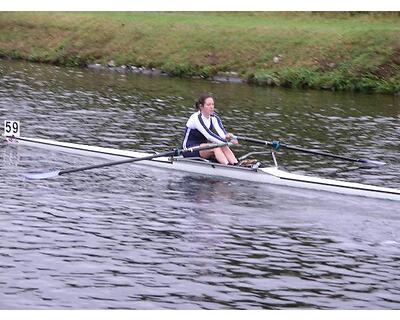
[226,133,239,145]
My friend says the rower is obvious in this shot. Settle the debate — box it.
[181,93,239,165]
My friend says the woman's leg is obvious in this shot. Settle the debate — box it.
[221,146,238,165]
[199,144,229,165]
[213,147,230,165]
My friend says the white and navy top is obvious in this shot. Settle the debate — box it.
[182,111,227,151]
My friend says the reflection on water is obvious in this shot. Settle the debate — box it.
[1,60,400,309]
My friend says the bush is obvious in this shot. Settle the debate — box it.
[279,68,318,89]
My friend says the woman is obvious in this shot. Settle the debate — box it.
[182,93,238,165]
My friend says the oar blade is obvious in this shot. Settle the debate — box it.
[22,170,61,180]
[360,159,386,167]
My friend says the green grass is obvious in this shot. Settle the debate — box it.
[1,12,400,94]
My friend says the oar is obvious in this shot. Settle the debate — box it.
[22,142,232,180]
[237,136,386,166]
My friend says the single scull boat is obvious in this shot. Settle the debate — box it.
[4,135,400,201]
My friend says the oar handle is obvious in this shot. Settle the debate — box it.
[236,136,271,146]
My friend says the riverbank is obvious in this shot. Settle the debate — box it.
[1,12,400,94]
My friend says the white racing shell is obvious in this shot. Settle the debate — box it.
[5,135,400,201]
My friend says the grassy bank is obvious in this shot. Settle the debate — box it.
[1,12,400,94]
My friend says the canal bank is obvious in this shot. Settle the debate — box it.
[1,12,400,94]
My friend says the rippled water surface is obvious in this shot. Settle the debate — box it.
[1,60,400,309]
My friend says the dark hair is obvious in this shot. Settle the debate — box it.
[195,93,213,110]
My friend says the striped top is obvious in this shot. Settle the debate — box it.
[182,111,227,148]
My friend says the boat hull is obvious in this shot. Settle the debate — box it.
[5,136,400,201]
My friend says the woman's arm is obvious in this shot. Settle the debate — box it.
[194,113,227,144]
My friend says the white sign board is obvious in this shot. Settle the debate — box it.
[4,120,20,137]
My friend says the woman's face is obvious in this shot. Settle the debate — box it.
[200,97,214,117]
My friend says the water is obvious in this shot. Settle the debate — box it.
[1,60,400,309]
